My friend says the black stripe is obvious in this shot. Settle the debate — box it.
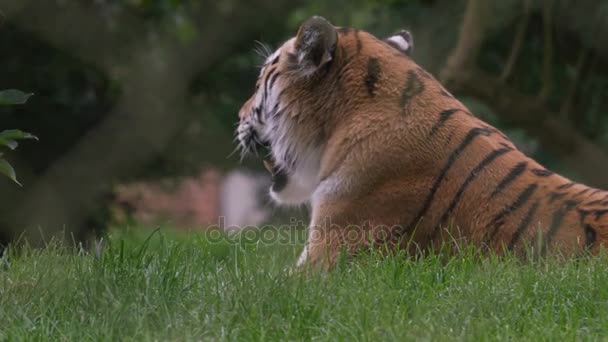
[593,209,608,219]
[575,210,593,257]
[268,71,281,92]
[437,148,512,226]
[270,102,280,118]
[487,183,538,242]
[270,54,280,65]
[399,70,425,113]
[271,88,285,118]
[429,109,461,137]
[508,200,540,251]
[589,189,602,196]
[579,208,589,222]
[490,161,528,198]
[584,225,596,249]
[556,182,576,190]
[254,106,263,124]
[544,200,579,250]
[365,58,381,96]
[531,168,554,177]
[397,127,496,238]
[355,30,362,54]
[585,199,602,206]
[574,188,591,197]
[548,192,567,203]
[264,67,278,95]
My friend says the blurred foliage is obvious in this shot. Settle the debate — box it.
[0,89,37,185]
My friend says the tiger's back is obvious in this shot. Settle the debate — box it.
[236,16,608,267]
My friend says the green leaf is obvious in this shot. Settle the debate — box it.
[1,140,18,150]
[0,89,34,105]
[0,158,21,186]
[0,129,38,151]
[0,129,38,140]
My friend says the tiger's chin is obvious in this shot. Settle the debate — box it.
[263,157,317,205]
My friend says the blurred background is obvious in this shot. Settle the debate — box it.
[0,0,607,248]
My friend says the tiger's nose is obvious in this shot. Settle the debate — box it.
[238,97,255,120]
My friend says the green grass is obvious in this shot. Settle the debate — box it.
[1,226,608,341]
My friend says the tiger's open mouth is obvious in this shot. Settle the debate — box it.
[243,133,289,193]
[261,152,288,192]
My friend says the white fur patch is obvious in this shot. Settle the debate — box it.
[239,37,322,206]
[387,35,410,53]
[268,149,321,205]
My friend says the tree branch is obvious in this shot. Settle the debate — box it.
[440,0,488,83]
[538,0,554,101]
[500,0,532,83]
[559,49,591,121]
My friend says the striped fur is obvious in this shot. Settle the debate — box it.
[237,16,608,269]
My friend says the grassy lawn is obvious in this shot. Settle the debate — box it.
[1,226,608,341]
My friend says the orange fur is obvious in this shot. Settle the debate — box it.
[237,17,608,269]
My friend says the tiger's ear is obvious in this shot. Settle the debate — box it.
[384,30,414,56]
[293,16,338,76]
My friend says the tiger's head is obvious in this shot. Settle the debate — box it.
[237,16,414,205]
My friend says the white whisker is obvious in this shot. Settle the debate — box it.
[226,145,241,159]
[253,40,273,60]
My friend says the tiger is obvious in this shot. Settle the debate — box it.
[236,16,608,269]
